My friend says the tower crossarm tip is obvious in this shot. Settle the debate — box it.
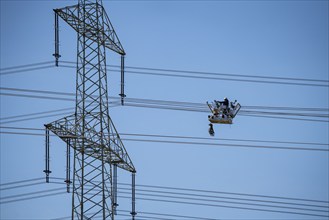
[54,3,125,56]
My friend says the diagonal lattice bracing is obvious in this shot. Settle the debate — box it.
[44,1,135,219]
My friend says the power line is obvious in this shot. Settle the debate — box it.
[241,110,328,118]
[0,105,326,124]
[0,102,325,124]
[0,107,73,121]
[124,100,329,118]
[1,130,328,152]
[52,209,219,220]
[0,177,44,186]
[103,61,329,83]
[122,69,329,87]
[0,61,53,71]
[3,177,329,206]
[118,191,329,214]
[0,191,66,204]
[119,195,329,218]
[117,186,329,210]
[120,210,219,220]
[0,111,73,125]
[2,87,328,113]
[124,103,329,123]
[0,87,76,97]
[2,93,326,123]
[0,92,76,102]
[0,181,46,191]
[3,60,327,84]
[238,113,329,123]
[122,182,329,205]
[0,131,51,136]
[2,180,327,218]
[2,126,328,146]
[2,177,328,219]
[122,138,329,152]
[120,132,329,146]
[1,87,328,123]
[244,105,329,112]
[59,63,329,88]
[1,60,328,87]
[1,187,64,201]
[0,65,55,76]
[2,186,219,220]
[62,60,329,85]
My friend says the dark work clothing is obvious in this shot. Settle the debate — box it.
[223,99,229,107]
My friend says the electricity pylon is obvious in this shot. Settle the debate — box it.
[43,0,136,219]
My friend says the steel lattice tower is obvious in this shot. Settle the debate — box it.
[43,0,136,219]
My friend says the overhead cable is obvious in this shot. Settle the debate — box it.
[0,61,53,72]
[1,87,328,112]
[2,181,327,218]
[1,87,328,123]
[0,64,55,76]
[2,126,328,146]
[1,60,328,87]
[1,129,328,152]
[62,61,329,86]
[58,63,329,87]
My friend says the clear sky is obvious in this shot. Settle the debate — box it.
[0,0,328,219]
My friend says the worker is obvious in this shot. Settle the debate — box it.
[223,97,229,108]
[208,123,215,136]
[218,97,229,108]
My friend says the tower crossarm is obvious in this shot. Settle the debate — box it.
[54,3,125,55]
[108,117,136,172]
[45,114,135,173]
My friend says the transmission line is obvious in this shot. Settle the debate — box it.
[61,60,329,85]
[124,103,329,123]
[239,113,329,123]
[120,132,329,146]
[122,138,329,152]
[0,111,73,125]
[103,61,328,83]
[2,94,326,123]
[59,63,328,87]
[1,87,328,123]
[1,60,328,87]
[122,182,329,204]
[0,177,44,186]
[3,177,328,206]
[0,181,46,191]
[117,191,328,214]
[0,191,66,204]
[120,101,329,122]
[0,61,53,71]
[2,126,328,146]
[1,130,328,152]
[117,186,329,209]
[119,196,329,218]
[0,65,55,76]
[2,181,327,218]
[1,187,64,201]
[52,209,219,220]
[2,87,328,113]
[1,177,328,219]
[0,107,73,121]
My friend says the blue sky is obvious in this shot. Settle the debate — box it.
[0,0,328,219]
